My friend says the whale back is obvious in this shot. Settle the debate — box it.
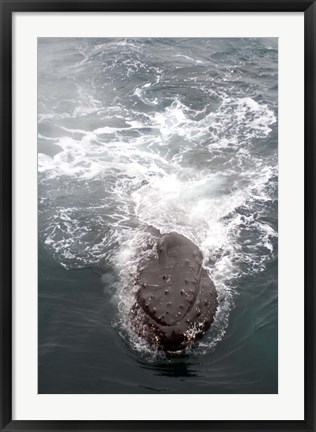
[132,232,218,351]
[137,232,204,326]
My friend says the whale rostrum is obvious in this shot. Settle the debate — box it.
[130,232,218,352]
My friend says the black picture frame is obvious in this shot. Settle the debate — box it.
[1,1,315,431]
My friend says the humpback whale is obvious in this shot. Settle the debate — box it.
[130,232,218,352]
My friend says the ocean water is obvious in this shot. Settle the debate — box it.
[38,38,278,394]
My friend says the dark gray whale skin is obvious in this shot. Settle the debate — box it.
[130,232,218,352]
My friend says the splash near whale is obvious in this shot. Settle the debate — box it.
[130,232,218,352]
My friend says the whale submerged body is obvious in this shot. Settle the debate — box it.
[130,232,218,352]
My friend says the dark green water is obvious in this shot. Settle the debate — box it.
[39,244,277,393]
[38,38,278,394]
